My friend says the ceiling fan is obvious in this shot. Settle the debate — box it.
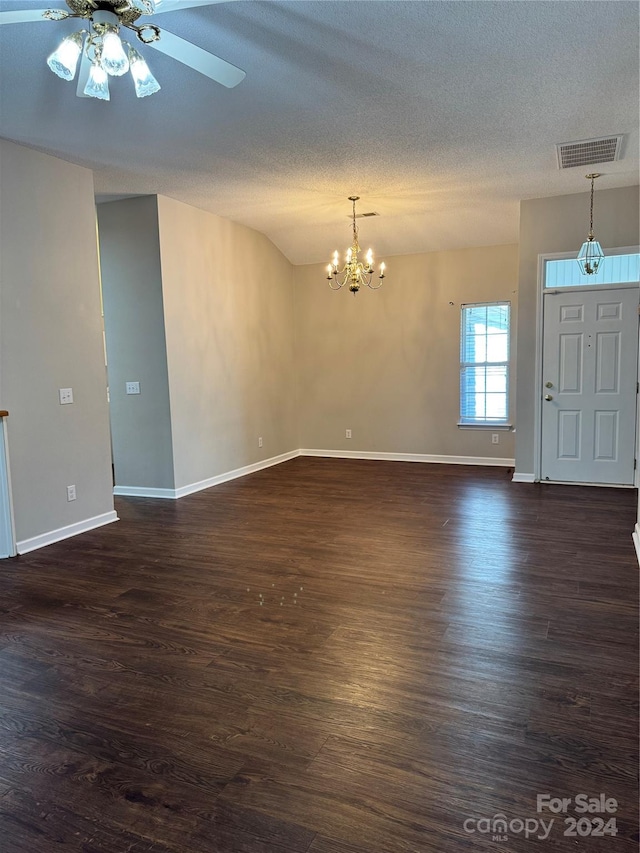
[0,0,245,100]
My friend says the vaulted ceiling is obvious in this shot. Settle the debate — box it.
[0,0,638,264]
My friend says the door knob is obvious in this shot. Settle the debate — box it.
[544,394,553,401]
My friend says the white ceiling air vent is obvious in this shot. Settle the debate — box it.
[556,135,623,169]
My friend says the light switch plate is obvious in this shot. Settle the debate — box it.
[126,381,141,395]
[59,388,73,405]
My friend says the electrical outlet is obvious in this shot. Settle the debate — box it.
[126,381,140,395]
[345,429,352,439]
[258,436,263,448]
[67,484,76,502]
[492,433,499,445]
[59,387,73,405]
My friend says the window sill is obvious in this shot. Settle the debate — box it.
[457,423,513,431]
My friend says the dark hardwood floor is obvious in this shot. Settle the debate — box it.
[0,458,638,852]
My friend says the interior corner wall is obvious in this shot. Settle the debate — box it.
[156,195,297,491]
[98,197,175,491]
[0,139,115,545]
[515,185,640,477]
[294,244,519,459]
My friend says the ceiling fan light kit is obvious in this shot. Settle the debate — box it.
[44,4,159,99]
[1,0,246,101]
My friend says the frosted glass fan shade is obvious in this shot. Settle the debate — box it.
[128,49,161,98]
[577,237,604,275]
[46,32,84,81]
[84,64,110,100]
[101,30,129,77]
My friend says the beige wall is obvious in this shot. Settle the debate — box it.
[98,197,175,491]
[0,140,115,545]
[295,244,518,459]
[157,195,297,489]
[515,185,640,476]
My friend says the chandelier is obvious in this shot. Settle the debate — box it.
[326,196,386,293]
[44,1,161,100]
[576,173,604,275]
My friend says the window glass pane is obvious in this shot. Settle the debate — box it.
[486,333,508,362]
[545,253,639,288]
[460,302,510,424]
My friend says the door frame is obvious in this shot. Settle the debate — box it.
[533,246,640,485]
[0,416,16,558]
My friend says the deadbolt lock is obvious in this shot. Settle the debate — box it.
[545,381,553,388]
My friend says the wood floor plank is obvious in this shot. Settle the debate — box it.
[0,458,637,851]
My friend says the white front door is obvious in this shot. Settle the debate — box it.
[540,286,639,485]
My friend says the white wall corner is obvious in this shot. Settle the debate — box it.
[16,511,119,555]
[512,472,536,483]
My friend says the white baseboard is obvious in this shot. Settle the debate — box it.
[16,510,119,555]
[633,524,640,568]
[300,449,515,467]
[512,472,536,483]
[113,485,177,498]
[174,450,300,498]
[113,450,301,500]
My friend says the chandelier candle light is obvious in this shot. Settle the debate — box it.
[326,197,386,294]
[44,1,161,100]
[576,173,605,276]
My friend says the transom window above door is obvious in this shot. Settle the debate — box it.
[544,251,639,289]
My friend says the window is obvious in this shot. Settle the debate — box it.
[544,252,639,288]
[460,302,510,426]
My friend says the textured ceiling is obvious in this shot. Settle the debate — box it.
[0,0,638,264]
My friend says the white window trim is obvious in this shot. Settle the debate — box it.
[459,300,511,429]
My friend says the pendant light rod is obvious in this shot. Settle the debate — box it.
[576,173,604,276]
[586,172,600,237]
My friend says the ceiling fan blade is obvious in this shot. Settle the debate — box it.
[146,29,245,88]
[0,8,63,25]
[151,0,240,14]
[76,49,92,98]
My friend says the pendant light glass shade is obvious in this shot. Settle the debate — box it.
[46,31,84,81]
[101,29,129,77]
[84,63,110,100]
[128,45,161,98]
[577,237,604,276]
